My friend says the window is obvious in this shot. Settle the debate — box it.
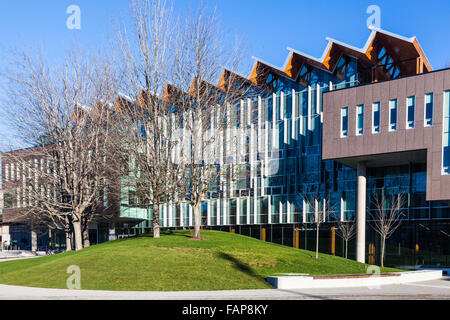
[377,47,400,79]
[128,190,136,207]
[104,184,109,207]
[443,91,450,175]
[5,164,9,181]
[406,96,415,129]
[17,188,21,208]
[340,107,348,137]
[356,105,364,135]
[28,160,32,178]
[29,186,32,207]
[372,102,380,134]
[3,192,13,209]
[425,93,433,127]
[22,186,26,207]
[389,99,397,131]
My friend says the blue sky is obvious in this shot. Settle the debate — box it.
[0,0,449,149]
[0,0,449,73]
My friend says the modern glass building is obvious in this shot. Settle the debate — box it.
[115,27,449,269]
[2,27,448,269]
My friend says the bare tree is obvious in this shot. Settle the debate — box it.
[114,0,184,239]
[302,193,335,259]
[0,48,119,251]
[368,190,406,267]
[115,0,252,240]
[171,4,252,240]
[335,220,356,259]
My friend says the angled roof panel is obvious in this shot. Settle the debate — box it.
[249,57,294,85]
[283,27,432,80]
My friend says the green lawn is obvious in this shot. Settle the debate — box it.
[0,230,401,291]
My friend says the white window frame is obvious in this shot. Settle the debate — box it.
[442,91,450,175]
[424,93,433,127]
[406,96,415,129]
[17,187,21,208]
[28,160,32,178]
[340,107,348,138]
[372,102,380,134]
[389,99,397,132]
[356,105,364,136]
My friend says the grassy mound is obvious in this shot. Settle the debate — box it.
[0,230,400,291]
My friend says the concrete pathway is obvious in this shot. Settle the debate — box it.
[0,256,42,262]
[0,277,449,300]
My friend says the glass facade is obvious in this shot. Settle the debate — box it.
[119,81,358,230]
[115,55,450,268]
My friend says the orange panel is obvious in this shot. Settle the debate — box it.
[413,39,432,72]
[284,54,295,78]
[322,43,334,70]
[249,63,259,85]
[261,226,266,241]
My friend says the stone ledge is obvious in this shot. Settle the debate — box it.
[312,273,401,280]
[267,270,443,289]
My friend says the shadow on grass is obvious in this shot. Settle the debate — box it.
[137,230,193,239]
[217,252,267,285]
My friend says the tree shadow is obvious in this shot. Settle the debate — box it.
[163,230,193,238]
[217,252,267,284]
[139,230,192,238]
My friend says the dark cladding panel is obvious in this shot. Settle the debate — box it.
[322,68,450,201]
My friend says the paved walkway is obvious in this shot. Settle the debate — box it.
[0,277,449,300]
[0,256,41,262]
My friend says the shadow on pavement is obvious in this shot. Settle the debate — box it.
[216,252,336,300]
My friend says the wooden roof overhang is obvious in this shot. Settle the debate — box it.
[283,28,432,84]
[249,59,293,87]
[218,69,255,92]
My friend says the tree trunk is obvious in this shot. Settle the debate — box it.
[193,202,201,240]
[152,202,160,239]
[72,220,83,251]
[83,228,90,248]
[345,239,348,259]
[65,231,72,252]
[381,235,386,268]
[315,223,319,259]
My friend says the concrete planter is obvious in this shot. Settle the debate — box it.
[266,270,443,289]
